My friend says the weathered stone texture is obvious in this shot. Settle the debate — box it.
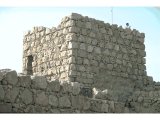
[59,95,71,108]
[5,70,18,85]
[0,13,158,113]
[21,89,33,105]
[31,76,47,89]
[35,92,48,106]
[49,95,58,107]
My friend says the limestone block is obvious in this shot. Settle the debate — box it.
[21,89,33,105]
[114,45,119,51]
[86,22,92,29]
[87,45,94,53]
[103,49,110,55]
[80,43,86,50]
[35,92,48,106]
[100,27,106,33]
[78,35,85,42]
[89,32,96,38]
[71,82,81,95]
[108,28,113,35]
[60,72,66,79]
[45,28,51,35]
[47,69,53,76]
[91,39,97,45]
[78,65,86,72]
[5,87,19,103]
[47,79,60,92]
[18,75,31,87]
[0,85,5,100]
[49,95,58,107]
[101,103,109,113]
[139,50,146,57]
[59,95,71,108]
[61,81,72,93]
[31,76,47,89]
[65,20,76,27]
[5,70,18,85]
[70,13,82,20]
[68,26,80,33]
[83,58,90,65]
[107,64,113,70]
[78,50,87,58]
[94,47,101,54]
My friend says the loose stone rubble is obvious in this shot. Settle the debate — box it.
[0,13,158,113]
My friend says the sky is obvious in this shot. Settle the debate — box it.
[0,7,159,81]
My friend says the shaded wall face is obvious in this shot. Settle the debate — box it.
[66,14,147,91]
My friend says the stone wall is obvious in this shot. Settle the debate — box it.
[23,22,72,80]
[22,13,152,103]
[1,69,129,113]
[1,69,160,113]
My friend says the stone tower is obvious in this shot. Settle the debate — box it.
[23,13,152,96]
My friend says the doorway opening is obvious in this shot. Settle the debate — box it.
[27,55,33,75]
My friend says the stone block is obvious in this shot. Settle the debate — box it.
[5,87,19,103]
[91,39,97,45]
[35,92,48,106]
[59,95,71,108]
[94,47,101,54]
[61,81,72,93]
[49,95,58,107]
[47,79,60,92]
[0,85,5,100]
[86,22,92,29]
[31,76,47,89]
[87,45,94,53]
[107,64,113,70]
[80,43,86,50]
[21,89,33,105]
[68,26,80,33]
[78,50,87,58]
[5,70,18,85]
[18,75,31,87]
[101,103,109,113]
[109,101,115,112]
[70,13,82,20]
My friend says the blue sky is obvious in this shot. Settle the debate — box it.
[0,7,159,81]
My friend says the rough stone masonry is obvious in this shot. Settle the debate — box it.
[0,13,160,113]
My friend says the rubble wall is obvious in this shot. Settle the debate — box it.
[0,69,128,113]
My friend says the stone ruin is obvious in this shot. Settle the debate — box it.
[0,13,160,113]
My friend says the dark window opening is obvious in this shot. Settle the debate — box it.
[27,55,33,75]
